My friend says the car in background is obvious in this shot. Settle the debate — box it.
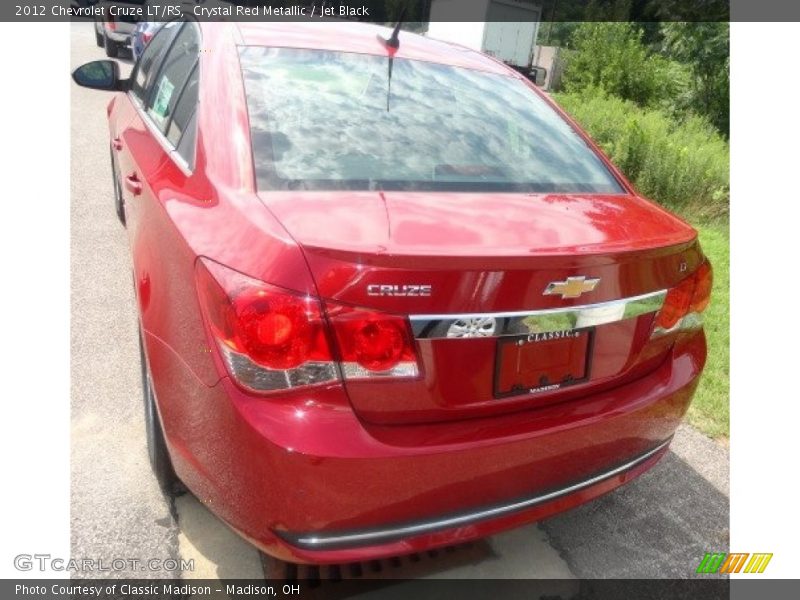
[133,21,164,62]
[71,21,712,567]
[94,0,146,57]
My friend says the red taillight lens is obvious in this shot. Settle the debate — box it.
[354,320,406,371]
[327,304,419,379]
[195,259,336,390]
[195,259,420,389]
[656,276,694,329]
[143,32,154,45]
[230,288,314,369]
[655,260,713,331]
[690,261,713,314]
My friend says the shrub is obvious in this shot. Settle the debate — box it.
[661,22,730,136]
[560,22,689,109]
[553,88,729,219]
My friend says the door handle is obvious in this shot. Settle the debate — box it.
[112,137,123,151]
[124,173,142,196]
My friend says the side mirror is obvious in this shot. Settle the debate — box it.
[72,60,127,92]
[528,66,548,87]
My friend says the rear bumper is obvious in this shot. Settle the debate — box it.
[279,437,671,552]
[147,328,705,564]
[106,32,132,46]
[104,25,134,45]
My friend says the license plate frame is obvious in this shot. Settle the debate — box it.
[493,328,595,399]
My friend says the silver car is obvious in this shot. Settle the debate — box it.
[93,1,146,57]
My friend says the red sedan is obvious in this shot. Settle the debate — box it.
[72,20,711,565]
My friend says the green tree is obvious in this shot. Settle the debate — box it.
[660,22,730,136]
[561,22,687,108]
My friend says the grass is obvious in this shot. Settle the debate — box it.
[553,89,729,219]
[686,222,730,440]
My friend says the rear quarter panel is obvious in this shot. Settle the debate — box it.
[119,23,317,410]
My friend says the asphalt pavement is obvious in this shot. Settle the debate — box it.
[70,21,729,585]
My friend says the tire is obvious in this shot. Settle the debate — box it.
[95,28,104,48]
[104,33,119,58]
[139,331,181,494]
[110,146,125,226]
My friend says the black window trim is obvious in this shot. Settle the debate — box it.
[144,22,198,132]
[130,21,182,108]
[127,20,201,175]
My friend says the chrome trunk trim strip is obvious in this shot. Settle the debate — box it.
[280,437,672,550]
[410,290,667,339]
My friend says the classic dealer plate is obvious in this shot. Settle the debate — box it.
[494,328,594,398]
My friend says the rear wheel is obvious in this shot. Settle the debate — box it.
[104,33,119,58]
[139,331,181,494]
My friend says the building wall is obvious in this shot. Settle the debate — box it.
[533,45,565,91]
[426,21,489,51]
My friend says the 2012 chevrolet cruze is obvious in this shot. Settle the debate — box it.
[72,19,712,565]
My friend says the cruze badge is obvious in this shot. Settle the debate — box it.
[543,276,600,299]
[367,284,432,297]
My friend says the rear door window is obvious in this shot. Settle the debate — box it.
[166,65,198,146]
[130,21,180,104]
[146,23,200,133]
[176,111,198,169]
[167,66,199,169]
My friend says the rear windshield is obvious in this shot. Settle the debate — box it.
[239,47,624,194]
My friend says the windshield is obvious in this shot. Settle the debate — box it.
[239,47,624,194]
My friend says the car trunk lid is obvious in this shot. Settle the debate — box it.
[261,191,701,424]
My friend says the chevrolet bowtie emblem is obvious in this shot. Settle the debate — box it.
[543,276,600,299]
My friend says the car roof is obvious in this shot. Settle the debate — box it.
[228,21,513,76]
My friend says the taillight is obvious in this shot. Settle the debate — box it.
[655,276,694,329]
[142,31,154,45]
[327,304,420,379]
[654,260,713,333]
[689,261,713,313]
[195,259,421,392]
[106,17,116,32]
[195,258,337,392]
